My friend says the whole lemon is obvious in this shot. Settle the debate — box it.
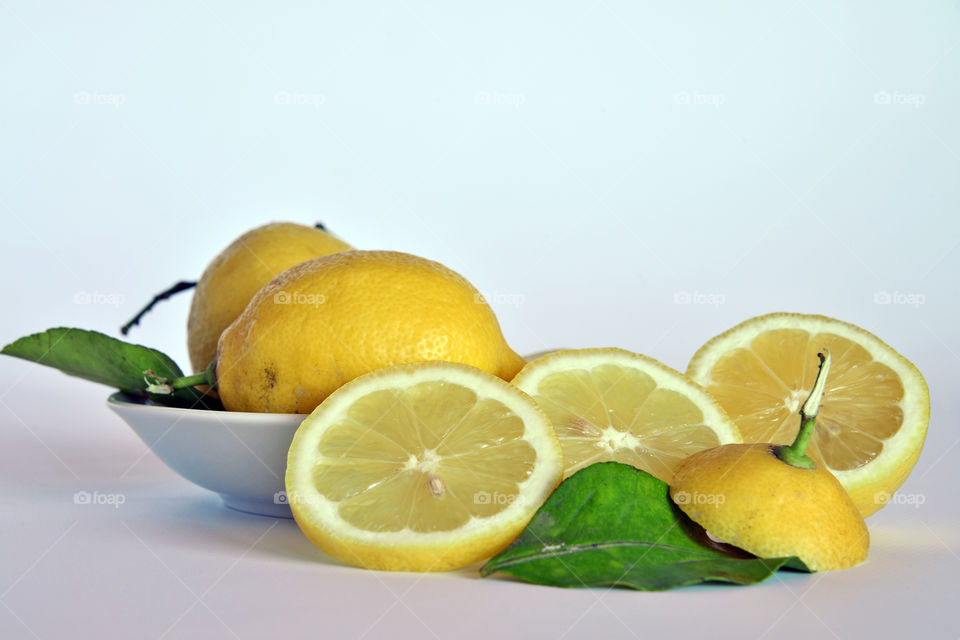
[187,222,352,373]
[215,250,527,413]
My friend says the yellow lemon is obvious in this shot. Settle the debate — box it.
[216,250,526,413]
[285,361,563,571]
[187,222,353,373]
[671,443,870,571]
[687,313,929,516]
[672,351,869,571]
[512,348,741,482]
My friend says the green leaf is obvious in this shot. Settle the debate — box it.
[1,328,220,409]
[481,462,808,590]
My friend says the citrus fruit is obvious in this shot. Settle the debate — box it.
[187,222,353,373]
[215,250,527,413]
[671,443,869,571]
[511,348,741,482]
[686,313,929,516]
[285,361,563,572]
[671,352,870,571]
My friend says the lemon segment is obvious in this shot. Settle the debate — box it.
[286,361,563,572]
[512,348,741,482]
[687,313,930,516]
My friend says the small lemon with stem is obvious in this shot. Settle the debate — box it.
[670,350,870,571]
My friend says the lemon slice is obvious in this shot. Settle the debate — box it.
[511,348,741,482]
[686,313,930,516]
[285,361,563,572]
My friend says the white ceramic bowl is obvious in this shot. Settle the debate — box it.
[107,392,304,518]
[106,352,558,519]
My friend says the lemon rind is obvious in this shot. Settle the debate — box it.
[686,312,930,493]
[513,347,743,446]
[285,361,563,551]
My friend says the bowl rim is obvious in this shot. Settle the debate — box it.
[107,391,305,423]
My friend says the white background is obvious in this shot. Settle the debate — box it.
[1,2,958,638]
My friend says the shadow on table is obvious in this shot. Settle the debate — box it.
[137,495,352,568]
[137,494,493,579]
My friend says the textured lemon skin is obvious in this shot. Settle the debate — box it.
[187,222,353,373]
[216,250,526,413]
[285,361,564,572]
[671,444,869,571]
[687,312,930,517]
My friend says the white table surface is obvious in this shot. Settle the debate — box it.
[1,375,957,640]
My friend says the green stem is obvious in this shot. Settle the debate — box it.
[775,350,831,469]
[171,361,217,390]
[171,373,207,389]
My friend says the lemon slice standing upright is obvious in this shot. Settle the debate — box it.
[285,361,563,572]
[686,313,930,516]
[512,348,741,482]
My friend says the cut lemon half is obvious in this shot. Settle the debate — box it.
[285,361,563,572]
[686,313,930,517]
[511,348,741,482]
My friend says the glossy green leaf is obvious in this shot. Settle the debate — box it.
[481,462,808,590]
[1,327,219,408]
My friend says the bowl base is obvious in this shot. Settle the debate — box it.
[220,495,293,519]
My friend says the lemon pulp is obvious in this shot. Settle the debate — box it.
[513,349,741,482]
[704,329,904,472]
[687,313,930,516]
[312,382,535,532]
[285,361,563,571]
